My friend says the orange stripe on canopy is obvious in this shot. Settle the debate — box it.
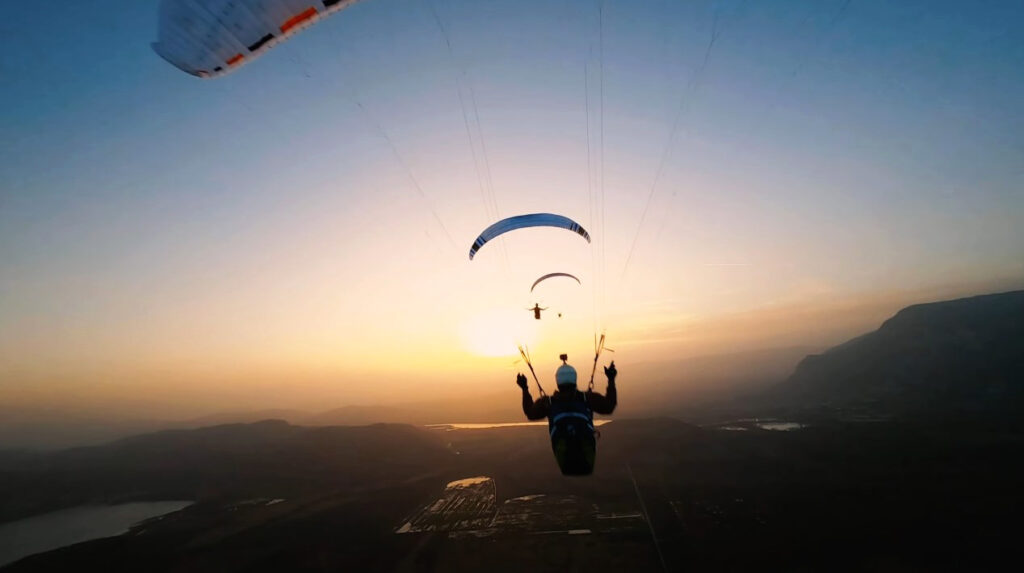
[226,53,245,66]
[280,7,318,33]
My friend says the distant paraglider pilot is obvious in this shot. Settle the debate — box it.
[517,355,617,475]
[527,304,548,320]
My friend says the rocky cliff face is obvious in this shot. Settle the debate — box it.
[777,290,1024,413]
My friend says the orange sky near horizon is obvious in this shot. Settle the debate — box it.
[3,275,1021,419]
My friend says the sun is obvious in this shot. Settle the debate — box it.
[459,307,538,357]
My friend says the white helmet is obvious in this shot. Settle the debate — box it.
[555,363,577,388]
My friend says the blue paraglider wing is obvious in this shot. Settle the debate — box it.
[468,214,591,260]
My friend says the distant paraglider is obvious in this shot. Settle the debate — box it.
[527,304,547,320]
[532,272,581,292]
[468,214,591,261]
[528,273,580,320]
[152,0,363,78]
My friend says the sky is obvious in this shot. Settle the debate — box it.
[1,0,1022,418]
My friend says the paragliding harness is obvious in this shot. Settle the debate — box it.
[519,347,600,476]
[548,388,597,476]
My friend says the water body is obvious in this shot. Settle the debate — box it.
[0,501,192,567]
[426,420,612,430]
[758,422,805,431]
[713,420,806,432]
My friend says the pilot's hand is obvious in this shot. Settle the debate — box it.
[604,361,617,381]
[516,373,529,390]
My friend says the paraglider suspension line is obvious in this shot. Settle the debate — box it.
[588,332,606,391]
[518,345,546,397]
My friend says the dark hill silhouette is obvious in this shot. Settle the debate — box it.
[0,406,175,451]
[182,409,312,427]
[5,416,1023,572]
[774,290,1024,416]
[0,421,452,523]
[307,404,422,426]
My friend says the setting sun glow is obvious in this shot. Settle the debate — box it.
[460,308,538,357]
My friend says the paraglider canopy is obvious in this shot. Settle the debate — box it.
[530,273,581,293]
[468,213,591,260]
[152,0,362,78]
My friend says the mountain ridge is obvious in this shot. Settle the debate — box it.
[773,290,1024,415]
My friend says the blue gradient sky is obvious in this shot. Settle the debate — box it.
[2,0,1022,415]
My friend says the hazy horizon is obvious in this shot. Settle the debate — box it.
[4,282,1020,422]
[3,0,1023,421]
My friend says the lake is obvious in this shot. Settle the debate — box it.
[426,420,613,430]
[711,419,807,432]
[0,501,192,568]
